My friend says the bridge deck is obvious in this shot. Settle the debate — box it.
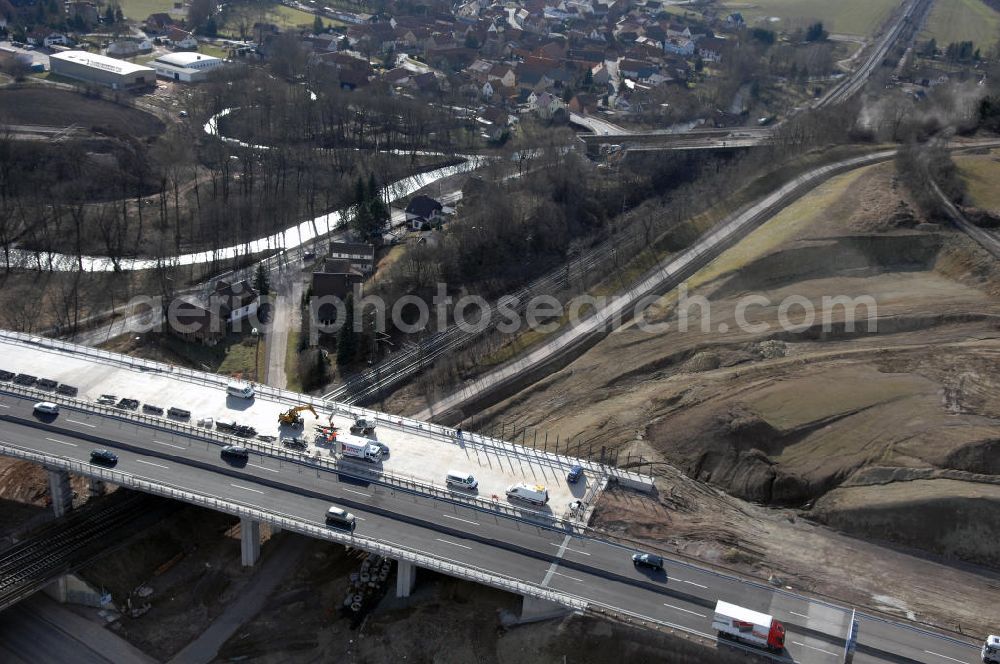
[0,335,593,517]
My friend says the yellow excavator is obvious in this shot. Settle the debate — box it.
[278,404,318,427]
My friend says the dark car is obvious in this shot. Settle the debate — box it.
[221,445,249,460]
[567,465,583,484]
[90,449,118,466]
[632,552,664,571]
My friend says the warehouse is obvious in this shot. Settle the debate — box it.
[49,50,155,89]
[152,52,224,82]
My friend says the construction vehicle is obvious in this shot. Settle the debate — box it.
[712,600,785,653]
[984,635,1000,664]
[278,404,318,427]
[350,417,376,436]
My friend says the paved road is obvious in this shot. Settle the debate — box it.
[167,536,306,664]
[0,593,156,664]
[0,393,981,664]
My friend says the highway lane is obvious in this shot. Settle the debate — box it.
[0,393,982,663]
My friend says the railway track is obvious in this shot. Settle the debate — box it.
[0,491,169,612]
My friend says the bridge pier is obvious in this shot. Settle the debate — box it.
[395,559,417,598]
[47,469,73,517]
[88,477,106,498]
[240,517,261,567]
[520,595,572,623]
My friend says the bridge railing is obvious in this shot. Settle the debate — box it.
[0,381,586,530]
[0,440,588,612]
[1,329,652,490]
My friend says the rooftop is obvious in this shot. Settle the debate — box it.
[50,50,154,76]
[154,51,222,67]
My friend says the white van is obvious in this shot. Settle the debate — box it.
[505,483,549,506]
[446,471,478,491]
[226,381,254,399]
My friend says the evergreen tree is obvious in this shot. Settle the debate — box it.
[253,263,271,297]
[313,15,324,34]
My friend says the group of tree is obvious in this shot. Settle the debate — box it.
[944,41,980,63]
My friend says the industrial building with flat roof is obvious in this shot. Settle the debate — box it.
[152,52,224,82]
[49,50,155,89]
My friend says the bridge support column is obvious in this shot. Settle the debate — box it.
[88,477,106,498]
[47,470,73,517]
[395,560,417,598]
[520,595,571,623]
[240,517,261,567]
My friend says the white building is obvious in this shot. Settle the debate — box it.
[152,52,224,82]
[49,50,155,89]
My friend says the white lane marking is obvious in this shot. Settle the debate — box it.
[789,611,811,619]
[791,642,839,657]
[248,463,279,473]
[341,488,369,497]
[677,578,708,589]
[65,419,95,428]
[136,459,168,469]
[923,651,967,664]
[0,404,8,408]
[550,542,591,556]
[549,570,585,582]
[151,439,184,449]
[46,437,77,447]
[230,483,264,494]
[542,535,572,587]
[662,603,706,618]
[435,538,472,550]
[440,514,480,526]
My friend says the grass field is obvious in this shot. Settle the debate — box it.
[722,0,898,36]
[956,151,1000,213]
[921,0,1000,50]
[118,0,179,22]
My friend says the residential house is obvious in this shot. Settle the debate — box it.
[312,259,364,325]
[488,63,516,88]
[405,195,444,230]
[144,13,177,34]
[664,36,694,57]
[532,90,565,119]
[698,37,726,63]
[170,280,258,345]
[43,32,72,48]
[328,241,375,274]
[165,27,198,50]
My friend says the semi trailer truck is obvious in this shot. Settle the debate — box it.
[712,600,785,653]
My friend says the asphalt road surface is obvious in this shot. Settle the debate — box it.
[0,392,980,664]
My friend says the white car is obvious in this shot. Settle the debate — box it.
[33,401,59,414]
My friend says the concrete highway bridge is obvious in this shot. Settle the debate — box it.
[577,126,773,158]
[0,330,983,663]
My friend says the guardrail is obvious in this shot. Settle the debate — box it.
[0,329,653,490]
[0,441,588,613]
[0,380,587,530]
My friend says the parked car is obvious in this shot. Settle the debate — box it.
[90,449,118,466]
[33,401,59,415]
[567,465,583,484]
[632,552,664,571]
[221,445,249,460]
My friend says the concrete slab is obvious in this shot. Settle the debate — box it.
[0,336,596,520]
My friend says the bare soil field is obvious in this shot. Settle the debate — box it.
[0,87,165,138]
[442,160,1000,631]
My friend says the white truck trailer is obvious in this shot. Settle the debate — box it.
[984,635,1000,664]
[712,600,786,653]
[338,432,383,463]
